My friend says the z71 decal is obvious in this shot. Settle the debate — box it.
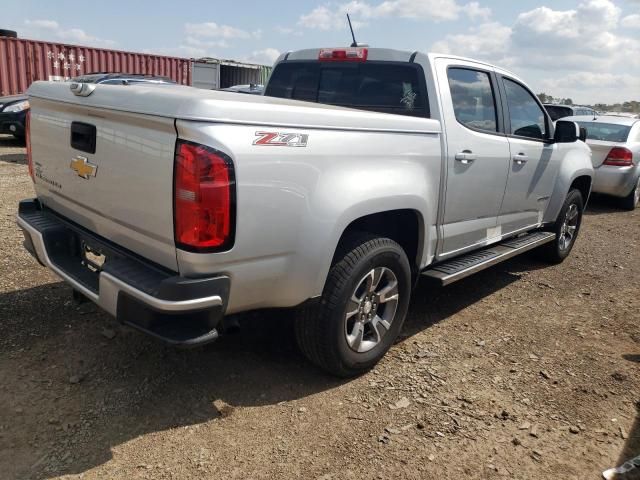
[253,131,309,147]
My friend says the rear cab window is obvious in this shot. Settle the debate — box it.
[576,122,633,142]
[265,61,429,118]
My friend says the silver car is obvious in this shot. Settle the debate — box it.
[566,115,640,209]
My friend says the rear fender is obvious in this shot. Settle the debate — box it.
[294,164,437,296]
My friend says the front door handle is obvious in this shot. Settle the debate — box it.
[513,153,528,164]
[455,150,476,164]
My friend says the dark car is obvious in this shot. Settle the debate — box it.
[0,74,176,144]
[219,84,264,95]
[543,104,597,121]
[0,94,29,140]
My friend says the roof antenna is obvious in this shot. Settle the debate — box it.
[347,14,358,47]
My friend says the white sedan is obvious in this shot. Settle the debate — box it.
[566,115,640,210]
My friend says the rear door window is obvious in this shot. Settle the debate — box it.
[447,68,498,133]
[265,61,428,117]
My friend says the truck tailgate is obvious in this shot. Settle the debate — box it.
[28,90,178,271]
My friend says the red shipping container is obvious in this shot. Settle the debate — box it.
[0,36,192,96]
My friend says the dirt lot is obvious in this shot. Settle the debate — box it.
[1,134,639,480]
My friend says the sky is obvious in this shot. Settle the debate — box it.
[3,0,640,104]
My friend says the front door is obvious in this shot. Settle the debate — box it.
[437,62,511,257]
[498,77,562,235]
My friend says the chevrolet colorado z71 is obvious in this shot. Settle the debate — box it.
[17,47,593,376]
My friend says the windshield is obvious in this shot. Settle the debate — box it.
[264,61,429,117]
[545,105,573,121]
[576,122,632,142]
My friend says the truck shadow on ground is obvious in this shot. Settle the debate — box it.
[0,151,26,165]
[0,135,26,164]
[0,255,542,479]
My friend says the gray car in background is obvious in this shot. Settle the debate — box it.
[566,115,640,209]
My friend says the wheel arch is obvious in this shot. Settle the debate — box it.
[332,209,425,276]
[570,175,593,205]
[543,144,594,224]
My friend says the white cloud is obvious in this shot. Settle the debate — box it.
[23,19,116,48]
[299,5,365,30]
[243,48,281,65]
[275,26,303,36]
[464,1,491,21]
[298,0,491,30]
[185,22,254,40]
[511,0,639,71]
[185,36,229,49]
[26,19,59,29]
[432,22,511,58]
[431,0,640,103]
[153,21,261,59]
[621,13,640,28]
[541,72,638,91]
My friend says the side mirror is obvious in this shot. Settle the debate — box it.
[579,127,587,143]
[554,120,580,143]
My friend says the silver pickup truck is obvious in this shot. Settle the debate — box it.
[18,47,594,376]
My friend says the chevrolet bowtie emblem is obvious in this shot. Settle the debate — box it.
[70,156,98,179]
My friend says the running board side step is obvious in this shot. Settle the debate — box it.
[422,231,556,286]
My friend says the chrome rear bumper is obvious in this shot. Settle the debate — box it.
[17,199,229,346]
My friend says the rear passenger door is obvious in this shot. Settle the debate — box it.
[497,76,562,235]
[436,61,511,257]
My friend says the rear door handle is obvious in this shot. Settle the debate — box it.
[513,153,528,164]
[455,150,476,164]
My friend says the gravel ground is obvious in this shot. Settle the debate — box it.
[1,134,639,480]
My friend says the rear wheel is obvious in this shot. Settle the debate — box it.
[295,233,411,377]
[621,176,640,211]
[537,189,584,264]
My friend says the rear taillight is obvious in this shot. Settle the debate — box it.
[25,109,34,181]
[174,140,235,252]
[318,47,368,62]
[603,147,633,167]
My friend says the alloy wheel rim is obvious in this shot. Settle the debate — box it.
[559,203,579,251]
[634,178,640,207]
[344,267,399,353]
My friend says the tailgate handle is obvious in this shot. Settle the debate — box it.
[70,122,97,154]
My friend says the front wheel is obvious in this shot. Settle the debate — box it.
[295,234,411,377]
[537,188,584,264]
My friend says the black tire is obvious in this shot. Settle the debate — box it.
[0,29,18,38]
[295,233,411,377]
[537,189,584,264]
[620,177,640,211]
